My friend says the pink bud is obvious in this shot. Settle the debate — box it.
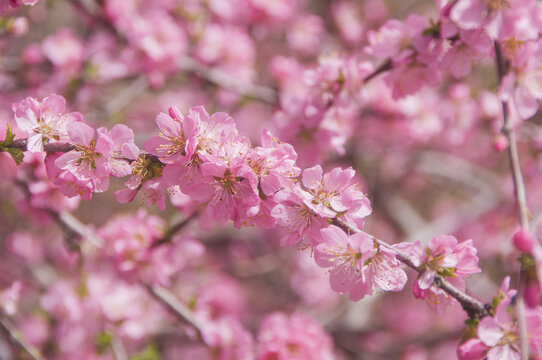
[457,338,488,360]
[493,134,508,152]
[513,229,535,253]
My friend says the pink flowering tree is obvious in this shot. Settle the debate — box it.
[0,0,542,359]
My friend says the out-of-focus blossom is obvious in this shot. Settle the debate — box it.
[257,312,336,360]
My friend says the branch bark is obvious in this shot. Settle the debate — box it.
[0,313,46,360]
[495,40,530,360]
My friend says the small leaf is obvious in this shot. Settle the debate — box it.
[0,124,15,148]
[95,332,113,355]
[130,344,161,360]
[5,147,24,165]
[439,267,456,277]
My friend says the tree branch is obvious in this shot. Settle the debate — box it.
[363,59,392,83]
[495,40,530,360]
[494,42,530,230]
[150,212,199,249]
[332,218,490,319]
[146,284,204,340]
[0,313,46,360]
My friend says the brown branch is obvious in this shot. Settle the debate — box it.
[494,42,530,230]
[8,139,162,165]
[10,139,75,153]
[150,212,199,249]
[14,179,206,344]
[0,313,46,360]
[332,218,490,319]
[363,59,393,83]
[495,40,530,360]
[146,284,204,340]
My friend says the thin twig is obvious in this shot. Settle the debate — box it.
[332,218,490,319]
[103,76,149,115]
[111,335,128,360]
[0,313,46,360]
[179,57,277,104]
[146,284,204,340]
[10,139,74,153]
[150,212,199,249]
[516,297,529,359]
[495,40,530,360]
[363,59,392,83]
[494,42,530,230]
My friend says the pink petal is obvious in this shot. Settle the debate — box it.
[477,317,503,347]
[109,124,134,145]
[27,134,44,153]
[114,188,138,204]
[418,270,436,290]
[302,165,323,189]
[54,151,80,170]
[67,122,94,145]
[156,112,180,138]
[122,143,140,160]
[40,93,66,114]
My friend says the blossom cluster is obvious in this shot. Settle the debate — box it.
[2,0,542,358]
[8,94,488,315]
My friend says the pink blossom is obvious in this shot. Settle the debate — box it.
[257,312,335,360]
[332,2,364,44]
[98,209,165,275]
[460,277,542,359]
[41,28,85,69]
[199,317,255,360]
[364,14,426,59]
[45,153,94,200]
[0,0,38,13]
[161,106,237,194]
[11,94,83,152]
[145,106,197,164]
[314,226,406,301]
[54,122,113,193]
[196,136,260,226]
[301,165,372,229]
[501,40,542,120]
[398,235,480,289]
[271,186,328,247]
[101,124,137,177]
[440,29,492,78]
[0,281,22,315]
[287,15,324,56]
[457,338,489,360]
[246,129,300,228]
[396,235,480,313]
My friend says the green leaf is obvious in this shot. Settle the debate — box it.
[5,147,24,165]
[438,267,456,277]
[0,124,15,148]
[95,332,113,355]
[130,344,161,360]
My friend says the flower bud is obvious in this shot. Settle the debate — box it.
[493,134,508,152]
[457,338,488,360]
[513,229,535,253]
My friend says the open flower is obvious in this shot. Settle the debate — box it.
[54,122,113,194]
[11,94,83,153]
[314,225,406,301]
[396,235,481,314]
